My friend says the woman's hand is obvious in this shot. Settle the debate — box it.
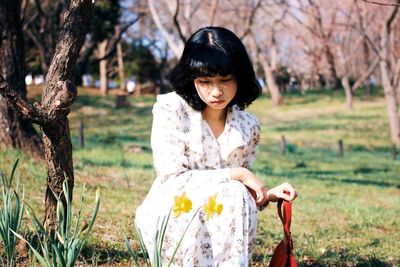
[230,167,269,206]
[265,182,297,202]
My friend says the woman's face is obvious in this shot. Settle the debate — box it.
[194,74,237,111]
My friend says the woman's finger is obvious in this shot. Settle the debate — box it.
[282,184,297,202]
[280,192,293,202]
[255,189,267,205]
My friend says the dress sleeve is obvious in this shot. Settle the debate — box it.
[151,96,230,191]
[242,116,261,169]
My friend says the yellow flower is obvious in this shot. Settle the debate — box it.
[203,194,223,220]
[172,192,192,218]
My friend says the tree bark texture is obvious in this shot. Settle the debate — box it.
[0,0,42,158]
[99,40,108,96]
[116,28,126,92]
[0,0,92,229]
[24,1,65,76]
[341,76,353,110]
[323,44,340,89]
[115,28,129,108]
[41,0,92,228]
[259,54,283,106]
[380,2,400,146]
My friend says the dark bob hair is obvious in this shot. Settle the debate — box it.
[169,26,261,111]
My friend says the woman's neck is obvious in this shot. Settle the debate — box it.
[202,107,228,123]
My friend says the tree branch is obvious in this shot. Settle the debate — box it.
[0,77,47,124]
[208,0,219,26]
[362,0,400,6]
[351,56,380,91]
[96,15,143,62]
[41,0,92,121]
[173,0,186,43]
[148,0,183,58]
[34,0,46,17]
[240,0,263,39]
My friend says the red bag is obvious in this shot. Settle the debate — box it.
[268,197,297,267]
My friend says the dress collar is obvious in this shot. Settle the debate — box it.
[186,102,247,161]
[218,107,247,161]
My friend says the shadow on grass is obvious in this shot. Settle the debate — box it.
[80,244,133,266]
[300,172,400,189]
[252,251,397,267]
[85,134,149,146]
[80,158,153,170]
[254,167,400,189]
[275,121,344,132]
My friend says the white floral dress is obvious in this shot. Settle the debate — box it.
[135,92,260,267]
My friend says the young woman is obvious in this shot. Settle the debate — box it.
[135,26,297,266]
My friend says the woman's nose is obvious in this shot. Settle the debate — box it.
[211,85,223,97]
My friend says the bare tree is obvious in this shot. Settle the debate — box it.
[288,0,341,89]
[0,0,43,158]
[23,0,68,76]
[248,1,287,106]
[96,16,143,96]
[334,1,381,109]
[147,0,185,58]
[379,1,400,145]
[0,0,92,228]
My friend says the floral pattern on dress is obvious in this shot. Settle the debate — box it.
[135,92,261,267]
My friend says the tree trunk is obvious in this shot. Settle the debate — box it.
[310,52,322,89]
[336,46,353,110]
[99,40,108,96]
[117,37,125,92]
[381,61,400,145]
[0,0,93,229]
[42,121,74,227]
[362,39,371,96]
[397,83,400,104]
[323,44,340,89]
[380,2,400,146]
[341,76,353,110]
[40,0,92,228]
[383,87,400,146]
[115,29,129,108]
[260,55,283,106]
[0,0,42,158]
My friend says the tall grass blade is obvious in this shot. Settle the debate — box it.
[123,233,140,267]
[12,180,100,267]
[167,208,200,267]
[10,229,50,267]
[134,223,150,265]
[0,159,24,267]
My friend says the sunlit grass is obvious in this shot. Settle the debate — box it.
[0,87,399,266]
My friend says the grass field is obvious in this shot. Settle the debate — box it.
[1,87,399,266]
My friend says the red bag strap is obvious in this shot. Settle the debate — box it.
[277,194,293,249]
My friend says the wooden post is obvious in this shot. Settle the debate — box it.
[78,121,84,148]
[338,139,344,158]
[116,91,130,108]
[393,144,398,160]
[280,135,286,155]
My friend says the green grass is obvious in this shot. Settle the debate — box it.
[1,88,399,266]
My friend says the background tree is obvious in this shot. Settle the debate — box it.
[0,0,92,228]
[377,1,400,146]
[124,40,160,85]
[23,0,68,76]
[74,0,121,87]
[0,0,42,158]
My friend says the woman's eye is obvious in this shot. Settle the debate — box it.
[198,80,210,84]
[221,79,232,82]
